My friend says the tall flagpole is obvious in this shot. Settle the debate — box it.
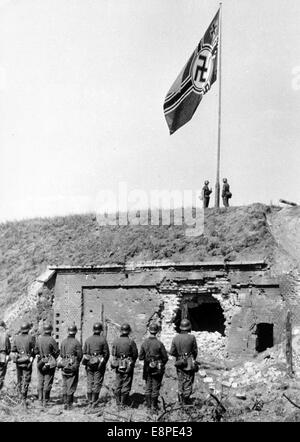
[215,2,222,208]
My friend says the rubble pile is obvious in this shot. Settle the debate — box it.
[219,344,288,393]
[194,331,227,360]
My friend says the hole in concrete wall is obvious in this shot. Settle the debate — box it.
[255,323,274,352]
[174,295,225,336]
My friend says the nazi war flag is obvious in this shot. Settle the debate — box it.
[163,9,220,135]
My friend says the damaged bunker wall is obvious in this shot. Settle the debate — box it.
[52,262,286,358]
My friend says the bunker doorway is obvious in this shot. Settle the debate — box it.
[255,323,274,353]
[174,296,225,336]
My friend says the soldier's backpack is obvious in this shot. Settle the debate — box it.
[148,357,163,376]
[143,340,164,376]
[181,353,199,373]
[16,350,31,367]
[88,354,105,371]
[38,354,57,372]
[117,354,133,374]
[57,355,77,376]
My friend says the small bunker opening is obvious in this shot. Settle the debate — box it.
[174,294,225,336]
[255,323,274,353]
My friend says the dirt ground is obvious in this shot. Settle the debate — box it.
[1,348,300,423]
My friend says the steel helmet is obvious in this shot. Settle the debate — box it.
[68,324,77,335]
[93,322,103,333]
[223,178,228,183]
[149,323,159,334]
[120,323,131,334]
[204,180,209,185]
[43,323,53,334]
[0,320,6,328]
[179,319,192,331]
[20,322,31,333]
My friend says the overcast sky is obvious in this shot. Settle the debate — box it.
[0,0,299,221]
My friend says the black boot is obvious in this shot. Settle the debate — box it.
[145,395,152,410]
[67,395,73,410]
[115,392,121,407]
[121,393,129,407]
[87,392,93,406]
[43,390,50,407]
[152,396,159,412]
[22,391,28,409]
[92,392,99,407]
[63,394,68,410]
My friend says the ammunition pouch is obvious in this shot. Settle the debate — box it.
[87,354,105,371]
[82,354,90,366]
[174,357,187,369]
[116,355,133,374]
[58,355,78,376]
[175,353,198,372]
[16,352,31,367]
[148,358,163,376]
[38,355,57,372]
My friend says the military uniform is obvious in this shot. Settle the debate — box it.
[139,335,168,410]
[83,333,110,405]
[111,335,138,406]
[169,331,198,404]
[35,333,59,405]
[60,335,83,408]
[12,332,35,401]
[0,330,11,391]
[222,182,230,207]
[202,184,212,209]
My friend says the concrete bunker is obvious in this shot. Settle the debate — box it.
[48,260,286,359]
[174,294,225,335]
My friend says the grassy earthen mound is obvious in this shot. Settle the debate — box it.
[0,203,279,328]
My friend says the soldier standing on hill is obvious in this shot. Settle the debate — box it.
[169,319,198,405]
[0,320,11,392]
[111,323,138,408]
[202,180,213,209]
[35,323,59,408]
[11,322,35,407]
[82,322,110,408]
[139,323,168,412]
[222,178,232,207]
[59,324,83,410]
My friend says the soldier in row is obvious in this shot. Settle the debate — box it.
[139,323,168,411]
[59,324,83,410]
[170,318,198,405]
[11,322,35,406]
[111,323,138,407]
[82,322,110,408]
[0,321,11,393]
[35,323,60,407]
